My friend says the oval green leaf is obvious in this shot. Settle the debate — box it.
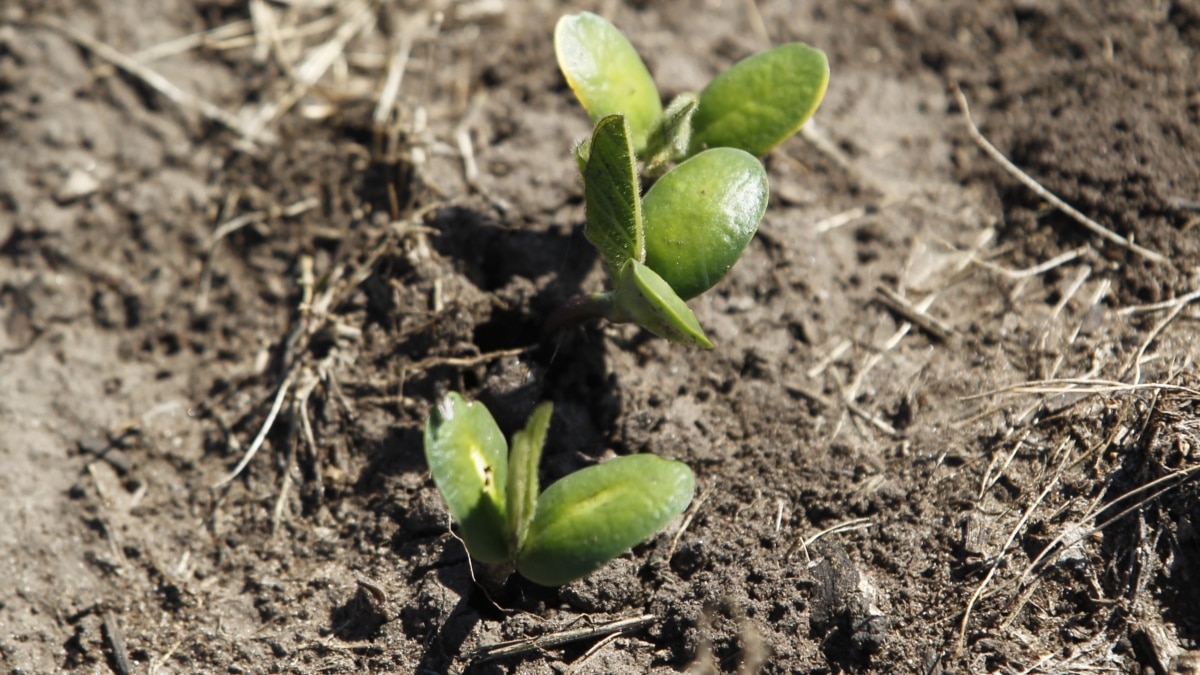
[516,454,695,587]
[555,12,663,153]
[642,147,768,301]
[689,42,830,157]
[423,392,511,564]
[610,260,713,349]
[584,115,644,272]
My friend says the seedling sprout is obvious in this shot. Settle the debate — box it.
[424,392,695,586]
[550,12,829,347]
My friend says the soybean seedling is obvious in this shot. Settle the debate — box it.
[549,13,828,348]
[424,392,695,587]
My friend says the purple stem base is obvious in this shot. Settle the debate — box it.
[543,293,613,337]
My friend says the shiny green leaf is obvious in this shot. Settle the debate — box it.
[516,454,695,587]
[423,392,510,564]
[610,259,713,349]
[689,42,829,157]
[506,402,552,553]
[642,147,768,300]
[555,12,663,153]
[584,115,644,273]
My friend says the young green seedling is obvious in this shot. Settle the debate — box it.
[556,11,829,163]
[550,13,826,347]
[551,114,768,348]
[424,392,695,587]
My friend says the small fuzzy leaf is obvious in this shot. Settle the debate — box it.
[573,137,590,175]
[610,260,713,349]
[584,115,644,272]
[506,402,553,553]
[423,392,511,564]
[516,454,695,586]
[642,92,698,176]
[642,147,768,300]
[689,42,829,157]
[555,12,663,153]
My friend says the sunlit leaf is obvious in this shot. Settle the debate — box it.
[555,12,663,153]
[610,259,713,349]
[689,42,829,157]
[506,402,553,553]
[423,392,510,564]
[516,454,695,587]
[642,147,768,301]
[584,115,644,272]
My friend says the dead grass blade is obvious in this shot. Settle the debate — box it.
[102,611,132,675]
[242,0,377,143]
[35,17,266,143]
[469,614,657,663]
[667,484,715,562]
[1017,463,1200,587]
[972,245,1088,280]
[1118,288,1200,382]
[372,28,415,129]
[953,85,1166,263]
[786,517,873,563]
[874,285,957,343]
[957,440,1072,651]
[211,372,294,488]
[965,378,1200,402]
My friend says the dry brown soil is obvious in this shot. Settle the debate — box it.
[3,0,1200,673]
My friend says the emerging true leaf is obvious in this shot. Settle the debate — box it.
[516,454,695,587]
[689,42,830,157]
[506,402,553,553]
[555,12,663,153]
[642,92,699,176]
[642,147,768,301]
[424,392,511,564]
[573,137,591,175]
[584,115,644,273]
[609,260,713,349]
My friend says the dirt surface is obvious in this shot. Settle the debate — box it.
[3,0,1200,672]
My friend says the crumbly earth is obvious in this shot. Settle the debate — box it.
[2,0,1199,673]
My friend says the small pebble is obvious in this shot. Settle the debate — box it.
[56,169,100,203]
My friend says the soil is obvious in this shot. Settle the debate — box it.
[3,0,1200,673]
